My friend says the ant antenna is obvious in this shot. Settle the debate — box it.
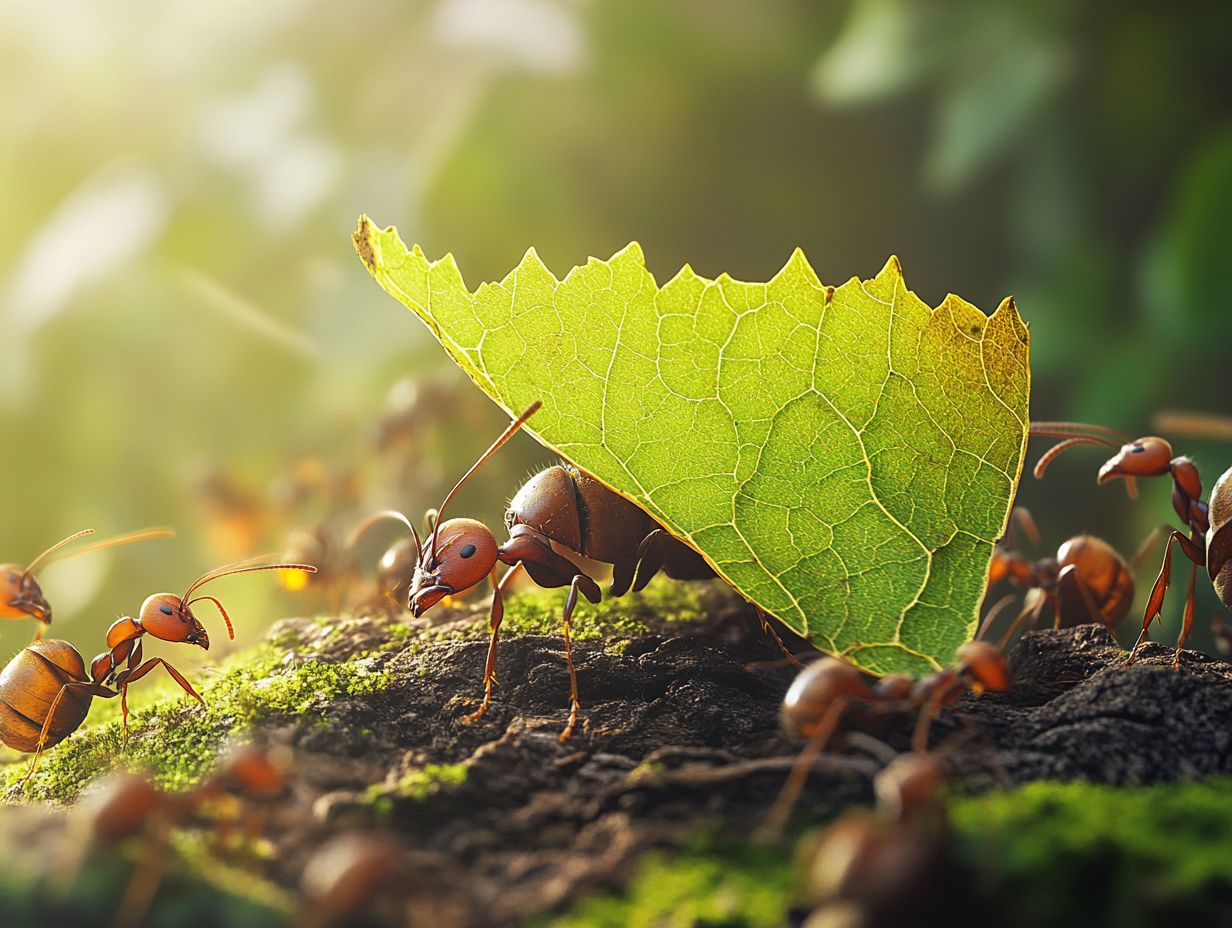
[430,401,542,563]
[181,560,316,604]
[1029,421,1130,442]
[42,527,174,566]
[23,529,96,576]
[187,595,234,639]
[349,510,422,566]
[975,593,1017,642]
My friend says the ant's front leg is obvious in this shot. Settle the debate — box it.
[463,564,523,724]
[1128,530,1204,665]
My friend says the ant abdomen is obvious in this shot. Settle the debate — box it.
[1054,535,1134,628]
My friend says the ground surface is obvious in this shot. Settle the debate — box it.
[3,582,1232,926]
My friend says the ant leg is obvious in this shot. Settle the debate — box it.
[1130,525,1175,571]
[19,681,110,789]
[118,658,206,707]
[1128,530,1204,664]
[558,574,595,741]
[463,565,521,724]
[753,605,804,668]
[630,530,671,592]
[1007,507,1042,551]
[912,689,947,752]
[1053,565,1105,628]
[1172,560,1199,669]
[757,698,848,843]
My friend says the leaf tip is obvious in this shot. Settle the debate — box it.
[353,214,379,271]
[615,241,646,265]
[881,254,905,281]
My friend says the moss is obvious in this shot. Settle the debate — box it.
[951,778,1232,927]
[3,644,396,802]
[496,577,707,641]
[542,838,794,928]
[362,762,470,813]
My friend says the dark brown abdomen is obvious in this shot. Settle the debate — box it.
[507,463,713,583]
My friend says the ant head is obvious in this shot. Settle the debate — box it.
[403,402,542,618]
[82,771,163,844]
[955,641,1011,694]
[138,559,315,650]
[1098,436,1173,484]
[139,593,212,650]
[409,518,498,617]
[781,657,873,738]
[0,566,51,625]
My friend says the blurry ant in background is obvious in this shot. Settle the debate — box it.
[985,504,1160,643]
[77,744,293,928]
[1031,419,1232,665]
[0,527,173,642]
[760,637,1010,839]
[798,752,960,928]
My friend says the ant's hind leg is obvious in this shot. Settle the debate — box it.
[559,574,601,741]
[1128,530,1203,664]
[1172,561,1199,668]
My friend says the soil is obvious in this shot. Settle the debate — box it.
[5,587,1232,927]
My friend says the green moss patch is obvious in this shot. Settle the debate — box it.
[3,645,395,802]
[542,839,794,928]
[951,779,1232,927]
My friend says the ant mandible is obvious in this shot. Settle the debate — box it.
[1031,420,1232,665]
[0,558,314,787]
[388,401,716,739]
[0,527,174,641]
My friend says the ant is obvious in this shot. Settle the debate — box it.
[0,527,173,641]
[80,744,293,928]
[988,507,1142,636]
[0,558,314,787]
[387,401,718,740]
[760,638,1010,839]
[1031,420,1232,665]
[800,752,959,928]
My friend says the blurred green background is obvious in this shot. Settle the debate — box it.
[1,0,1230,670]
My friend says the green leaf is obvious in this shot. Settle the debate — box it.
[355,217,1030,675]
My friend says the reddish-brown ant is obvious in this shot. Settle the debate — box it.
[1032,421,1232,665]
[79,744,293,927]
[800,751,956,928]
[760,639,1010,838]
[988,507,1139,634]
[0,559,314,787]
[0,527,173,641]
[386,401,716,739]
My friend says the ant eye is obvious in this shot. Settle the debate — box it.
[8,573,17,583]
[1131,445,1145,453]
[160,605,173,615]
[460,544,477,559]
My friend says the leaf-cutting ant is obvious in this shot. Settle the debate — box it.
[800,751,957,928]
[988,507,1145,635]
[0,559,314,788]
[0,527,174,641]
[760,638,1010,839]
[384,401,717,739]
[1032,420,1232,665]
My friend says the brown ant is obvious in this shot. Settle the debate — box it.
[1032,420,1232,665]
[760,639,1009,839]
[79,744,293,927]
[384,401,717,740]
[988,507,1141,635]
[800,752,958,928]
[0,559,314,787]
[0,527,173,641]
